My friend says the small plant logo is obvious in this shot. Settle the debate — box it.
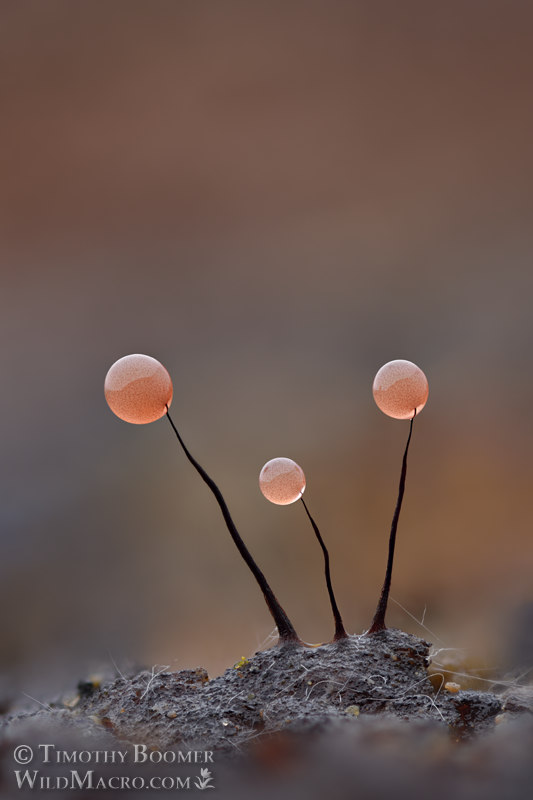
[194,768,215,790]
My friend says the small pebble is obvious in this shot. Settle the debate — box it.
[445,682,461,693]
[345,705,360,717]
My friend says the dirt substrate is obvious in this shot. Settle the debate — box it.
[1,629,532,798]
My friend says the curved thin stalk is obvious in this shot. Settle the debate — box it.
[166,408,300,644]
[368,410,416,634]
[301,497,348,641]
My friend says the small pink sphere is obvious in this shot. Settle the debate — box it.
[259,458,306,505]
[105,354,173,424]
[373,359,428,420]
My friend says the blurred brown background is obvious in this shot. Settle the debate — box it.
[1,1,532,693]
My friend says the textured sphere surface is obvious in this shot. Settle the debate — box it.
[373,359,428,419]
[259,458,306,505]
[105,354,173,424]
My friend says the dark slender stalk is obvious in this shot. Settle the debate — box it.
[165,408,300,644]
[368,410,416,634]
[301,497,348,641]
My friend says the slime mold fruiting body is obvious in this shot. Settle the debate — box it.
[260,457,348,641]
[105,354,300,645]
[104,354,173,424]
[372,359,428,420]
[104,353,429,646]
[368,359,428,634]
[259,457,305,505]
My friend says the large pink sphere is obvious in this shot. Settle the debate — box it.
[259,458,306,505]
[372,359,428,420]
[105,354,173,424]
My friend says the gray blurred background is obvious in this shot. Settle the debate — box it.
[1,1,532,693]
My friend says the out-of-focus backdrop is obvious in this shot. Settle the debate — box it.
[1,1,532,693]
